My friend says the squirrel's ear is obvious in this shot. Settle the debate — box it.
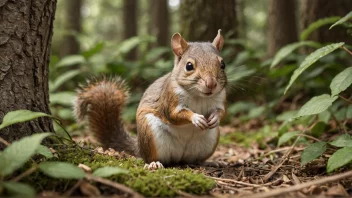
[171,33,188,57]
[212,29,224,52]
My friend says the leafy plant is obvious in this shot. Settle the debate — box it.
[274,11,352,173]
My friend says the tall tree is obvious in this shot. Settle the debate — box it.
[149,0,169,47]
[0,0,56,148]
[267,0,298,57]
[123,0,138,60]
[60,0,82,57]
[300,0,352,43]
[180,0,238,41]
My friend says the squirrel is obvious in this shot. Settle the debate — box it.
[74,30,227,169]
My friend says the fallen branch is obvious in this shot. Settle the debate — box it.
[86,174,143,198]
[207,176,262,188]
[246,170,352,198]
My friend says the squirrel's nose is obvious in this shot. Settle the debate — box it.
[205,76,217,90]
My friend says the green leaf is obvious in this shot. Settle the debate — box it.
[295,94,338,118]
[82,42,104,59]
[330,11,352,29]
[145,47,170,62]
[92,167,129,178]
[327,147,352,173]
[270,41,320,68]
[329,134,352,148]
[39,162,86,179]
[36,145,53,158]
[50,70,81,92]
[50,92,76,106]
[300,17,340,41]
[278,131,299,146]
[55,55,85,68]
[0,110,54,130]
[318,111,331,124]
[0,133,52,176]
[347,105,352,119]
[119,36,154,54]
[284,42,344,94]
[3,182,35,198]
[301,141,327,166]
[310,122,327,137]
[330,67,352,96]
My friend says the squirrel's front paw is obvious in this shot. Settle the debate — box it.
[191,113,208,130]
[208,111,220,129]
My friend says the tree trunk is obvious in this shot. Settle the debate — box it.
[0,0,56,148]
[180,0,238,41]
[149,0,169,47]
[267,0,298,57]
[123,0,138,60]
[60,0,82,57]
[300,0,352,44]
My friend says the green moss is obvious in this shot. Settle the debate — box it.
[25,146,215,197]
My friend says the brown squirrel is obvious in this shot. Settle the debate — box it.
[74,30,227,169]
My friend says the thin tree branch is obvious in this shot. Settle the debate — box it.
[11,166,37,182]
[341,46,352,56]
[339,95,352,105]
[0,136,10,146]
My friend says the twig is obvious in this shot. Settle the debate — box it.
[207,176,262,188]
[263,133,301,182]
[245,170,352,198]
[298,134,321,142]
[341,46,352,56]
[0,136,10,146]
[339,95,352,105]
[64,179,84,197]
[86,174,143,198]
[11,166,37,182]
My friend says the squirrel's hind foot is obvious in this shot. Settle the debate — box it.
[144,161,164,170]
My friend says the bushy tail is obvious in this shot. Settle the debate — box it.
[74,77,137,156]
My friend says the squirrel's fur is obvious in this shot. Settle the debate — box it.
[74,77,138,156]
[74,30,227,166]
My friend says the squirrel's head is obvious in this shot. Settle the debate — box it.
[171,30,227,98]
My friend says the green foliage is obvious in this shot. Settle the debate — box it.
[284,42,344,94]
[2,182,36,198]
[0,110,54,130]
[300,17,340,41]
[329,134,352,148]
[55,55,85,68]
[0,133,52,176]
[278,131,299,146]
[295,94,338,119]
[330,67,352,96]
[301,142,327,166]
[36,145,54,159]
[330,11,352,29]
[92,167,129,177]
[327,147,352,173]
[270,41,320,68]
[39,162,86,179]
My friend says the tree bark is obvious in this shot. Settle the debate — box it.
[0,0,56,148]
[123,0,138,60]
[300,0,352,44]
[267,0,298,57]
[60,0,82,57]
[149,0,169,47]
[180,0,238,41]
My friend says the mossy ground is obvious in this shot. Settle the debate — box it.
[24,145,215,197]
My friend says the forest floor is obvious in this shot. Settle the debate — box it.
[65,121,352,198]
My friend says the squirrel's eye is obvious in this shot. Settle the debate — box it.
[186,62,194,71]
[221,60,226,70]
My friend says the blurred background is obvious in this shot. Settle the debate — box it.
[50,0,352,139]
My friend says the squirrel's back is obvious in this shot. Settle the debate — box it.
[74,77,138,156]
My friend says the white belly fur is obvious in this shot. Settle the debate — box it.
[145,88,225,164]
